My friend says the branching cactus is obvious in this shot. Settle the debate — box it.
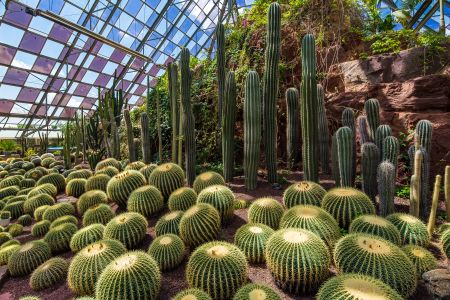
[364,98,380,141]
[317,84,330,174]
[180,48,196,186]
[378,161,395,217]
[168,62,179,163]
[342,108,356,184]
[361,142,379,203]
[262,2,281,183]
[300,34,319,182]
[336,127,354,187]
[216,23,225,128]
[123,109,136,162]
[375,125,392,161]
[244,71,262,190]
[357,115,370,144]
[222,71,236,182]
[427,175,441,236]
[286,88,300,169]
[140,113,151,164]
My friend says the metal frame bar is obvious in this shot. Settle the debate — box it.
[408,0,433,28]
[414,1,440,31]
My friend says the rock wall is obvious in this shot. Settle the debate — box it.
[324,47,450,177]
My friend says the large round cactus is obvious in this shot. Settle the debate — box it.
[386,213,429,246]
[349,214,401,245]
[127,185,164,218]
[42,202,75,222]
[168,187,197,211]
[85,174,110,192]
[193,171,225,193]
[34,205,49,221]
[66,178,87,198]
[317,273,403,300]
[106,170,146,208]
[27,183,57,198]
[247,197,284,229]
[0,244,20,265]
[233,283,281,300]
[24,194,54,215]
[402,244,437,278]
[148,163,185,199]
[283,181,326,208]
[95,166,119,177]
[29,257,68,291]
[8,240,52,276]
[321,187,375,228]
[50,215,78,229]
[139,164,158,179]
[95,251,161,300]
[234,223,274,263]
[82,204,115,227]
[44,223,78,253]
[334,233,417,297]
[125,161,146,171]
[77,190,108,215]
[155,211,184,236]
[70,224,105,253]
[3,200,24,219]
[173,288,212,300]
[279,205,341,247]
[68,239,127,295]
[37,173,65,193]
[95,158,122,172]
[197,184,235,223]
[103,212,148,249]
[186,241,248,300]
[265,228,330,294]
[31,220,51,237]
[147,233,185,271]
[179,203,221,247]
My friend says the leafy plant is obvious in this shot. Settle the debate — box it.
[0,140,19,152]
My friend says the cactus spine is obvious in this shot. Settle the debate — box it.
[445,166,450,221]
[244,71,262,190]
[382,136,399,178]
[375,125,392,161]
[361,143,379,203]
[317,84,330,174]
[301,34,319,182]
[357,115,370,144]
[222,71,236,182]
[286,88,300,169]
[336,127,354,187]
[168,62,179,163]
[180,48,196,186]
[342,108,356,184]
[410,144,423,217]
[262,2,281,183]
[427,175,441,235]
[123,109,136,162]
[364,98,380,141]
[378,161,396,217]
[415,120,432,220]
[216,23,225,127]
[331,133,340,185]
[140,113,151,164]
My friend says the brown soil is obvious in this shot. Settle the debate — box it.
[0,171,445,299]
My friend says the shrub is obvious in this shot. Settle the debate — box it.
[386,213,429,246]
[147,234,185,271]
[402,244,438,278]
[106,170,146,208]
[44,223,78,253]
[29,257,68,291]
[85,174,110,192]
[8,240,52,276]
[247,198,284,229]
[42,203,75,222]
[82,204,115,227]
[70,224,105,253]
[37,173,65,193]
[349,214,401,245]
[155,211,184,236]
[234,223,274,263]
[127,185,164,218]
[168,187,197,211]
[148,163,185,199]
[193,171,225,193]
[77,190,108,215]
[233,283,281,300]
[31,220,51,237]
[179,203,221,247]
[283,181,326,208]
[103,212,148,249]
[66,178,87,198]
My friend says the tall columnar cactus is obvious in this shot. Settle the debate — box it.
[445,166,450,221]
[286,88,300,169]
[300,34,319,182]
[415,120,433,220]
[140,113,151,164]
[336,127,354,187]
[123,109,136,162]
[378,161,396,217]
[382,136,399,178]
[357,115,370,144]
[216,23,225,127]
[342,108,356,184]
[222,71,236,182]
[361,142,379,203]
[410,147,423,217]
[262,2,281,183]
[375,125,392,161]
[317,84,330,174]
[243,71,262,190]
[180,48,196,186]
[427,175,441,235]
[168,62,179,163]
[331,133,340,185]
[364,98,380,141]
[63,123,72,170]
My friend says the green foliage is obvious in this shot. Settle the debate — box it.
[147,234,185,271]
[282,181,326,208]
[127,185,164,218]
[155,211,184,236]
[0,140,19,152]
[103,212,148,249]
[234,223,274,263]
[248,197,284,229]
[30,257,68,291]
[8,240,52,277]
[179,203,221,247]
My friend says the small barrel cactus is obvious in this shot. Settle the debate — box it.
[283,181,326,208]
[66,169,93,181]
[139,164,157,179]
[70,224,105,253]
[95,166,119,177]
[148,163,185,199]
[155,211,184,236]
[66,178,87,198]
[186,241,248,300]
[85,174,110,192]
[8,223,23,237]
[17,214,32,226]
[349,214,401,245]
[24,194,54,215]
[106,170,146,208]
[31,220,51,237]
[173,288,212,300]
[8,240,52,276]
[3,200,24,219]
[44,223,78,253]
[127,185,164,218]
[77,190,108,215]
[42,202,75,222]
[233,283,281,300]
[147,233,185,271]
[179,203,221,247]
[29,257,68,291]
[103,212,148,249]
[49,215,78,230]
[37,173,65,193]
[247,197,284,229]
[34,205,49,221]
[27,183,57,198]
[125,161,146,171]
[168,187,197,211]
[0,243,20,265]
[234,223,274,263]
[440,228,450,259]
[193,171,225,193]
[402,244,437,278]
[95,158,122,172]
[386,213,430,246]
[82,203,115,226]
[197,185,235,223]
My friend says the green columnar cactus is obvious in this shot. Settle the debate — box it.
[68,239,127,295]
[283,181,326,208]
[317,84,330,174]
[336,126,354,187]
[410,145,423,217]
[234,223,274,263]
[197,185,234,223]
[286,88,300,169]
[357,115,370,144]
[44,223,78,253]
[375,125,392,161]
[0,244,20,265]
[349,214,401,245]
[147,233,185,271]
[331,132,341,185]
[317,274,403,300]
[23,194,54,215]
[82,203,115,226]
[180,48,196,186]
[95,251,161,300]
[402,245,437,278]
[85,174,110,192]
[127,185,164,217]
[104,212,148,249]
[140,112,152,164]
[42,202,75,222]
[95,158,122,172]
[17,214,32,226]
[106,170,146,208]
[193,171,225,193]
[262,2,281,183]
[321,188,375,228]
[155,211,184,236]
[248,197,284,229]
[168,63,179,163]
[186,241,248,300]
[173,289,212,300]
[383,136,399,175]
[148,163,185,199]
[8,240,52,276]
[243,71,262,190]
[216,23,225,127]
[70,224,105,253]
[179,203,221,247]
[361,142,379,203]
[279,205,341,247]
[123,108,136,163]
[386,213,430,246]
[31,220,51,237]
[266,228,330,294]
[427,175,441,235]
[378,161,396,217]
[168,187,197,211]
[29,257,68,291]
[222,71,237,182]
[446,165,450,221]
[342,108,356,183]
[334,233,417,297]
[66,178,87,198]
[233,283,281,300]
[301,34,319,182]
[37,173,66,193]
[415,120,433,220]
[27,183,57,198]
[364,98,380,141]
